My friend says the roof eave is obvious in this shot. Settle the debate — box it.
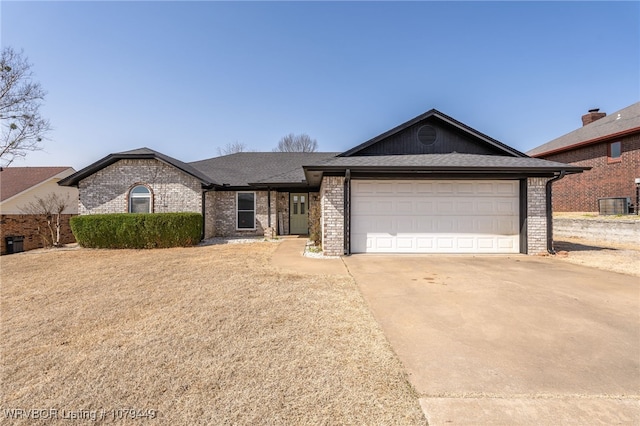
[58,153,217,188]
[304,165,589,174]
[530,126,640,158]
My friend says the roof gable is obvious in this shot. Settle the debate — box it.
[1,167,74,202]
[58,148,216,187]
[527,102,640,157]
[340,109,526,158]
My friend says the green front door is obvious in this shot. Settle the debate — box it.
[290,193,309,235]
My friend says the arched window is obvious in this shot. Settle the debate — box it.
[129,185,152,213]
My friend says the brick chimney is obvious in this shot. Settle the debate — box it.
[581,108,606,126]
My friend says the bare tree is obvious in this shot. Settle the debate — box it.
[20,193,69,247]
[0,47,51,166]
[217,141,249,156]
[273,133,318,152]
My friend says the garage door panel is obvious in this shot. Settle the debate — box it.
[498,238,516,249]
[437,237,455,249]
[396,237,415,249]
[497,182,518,195]
[416,201,434,214]
[417,182,434,193]
[458,218,475,233]
[416,217,434,232]
[375,237,393,249]
[457,237,475,249]
[477,237,496,250]
[376,200,394,213]
[351,180,519,254]
[397,200,413,214]
[396,182,413,193]
[416,237,435,249]
[397,219,415,233]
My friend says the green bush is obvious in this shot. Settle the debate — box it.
[70,213,202,249]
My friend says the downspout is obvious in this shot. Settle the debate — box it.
[546,170,566,254]
[344,169,351,256]
[201,190,207,241]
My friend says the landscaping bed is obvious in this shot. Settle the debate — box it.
[0,243,425,424]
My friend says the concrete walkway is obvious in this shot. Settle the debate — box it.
[269,236,349,276]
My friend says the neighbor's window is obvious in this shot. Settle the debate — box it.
[608,141,622,162]
[129,185,152,213]
[237,192,255,229]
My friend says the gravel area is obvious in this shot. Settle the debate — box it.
[553,237,640,277]
[199,236,281,246]
[303,241,340,259]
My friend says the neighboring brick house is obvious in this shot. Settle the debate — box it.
[60,109,585,256]
[1,167,78,254]
[527,102,640,212]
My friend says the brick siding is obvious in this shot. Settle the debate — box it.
[1,214,76,255]
[204,191,216,238]
[541,133,640,212]
[527,177,550,255]
[320,176,345,256]
[78,159,202,215]
[210,190,270,237]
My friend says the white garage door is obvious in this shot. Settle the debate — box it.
[351,180,520,254]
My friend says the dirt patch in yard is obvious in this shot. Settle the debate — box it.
[554,237,640,277]
[1,243,426,425]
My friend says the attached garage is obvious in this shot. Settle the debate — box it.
[351,179,520,253]
[302,109,588,256]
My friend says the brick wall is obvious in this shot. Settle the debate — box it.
[320,176,345,256]
[1,214,76,255]
[78,159,202,215]
[204,191,216,238]
[527,177,550,255]
[211,190,270,237]
[542,134,640,212]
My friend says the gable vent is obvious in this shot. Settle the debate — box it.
[417,125,437,146]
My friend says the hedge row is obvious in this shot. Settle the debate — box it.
[70,213,202,249]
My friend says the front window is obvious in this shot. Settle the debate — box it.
[608,141,622,162]
[237,192,255,229]
[129,185,151,213]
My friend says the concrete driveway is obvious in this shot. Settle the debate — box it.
[343,254,640,425]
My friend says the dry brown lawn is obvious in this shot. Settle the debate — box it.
[554,237,640,277]
[1,243,426,425]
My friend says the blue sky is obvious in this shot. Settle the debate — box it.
[2,1,638,169]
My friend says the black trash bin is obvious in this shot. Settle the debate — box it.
[5,236,24,254]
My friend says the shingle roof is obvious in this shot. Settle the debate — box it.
[1,167,73,202]
[527,102,640,157]
[189,152,339,187]
[59,148,216,187]
[304,153,586,172]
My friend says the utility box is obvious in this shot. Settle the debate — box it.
[598,197,630,215]
[5,236,25,254]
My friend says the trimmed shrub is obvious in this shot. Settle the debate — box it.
[70,213,202,249]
